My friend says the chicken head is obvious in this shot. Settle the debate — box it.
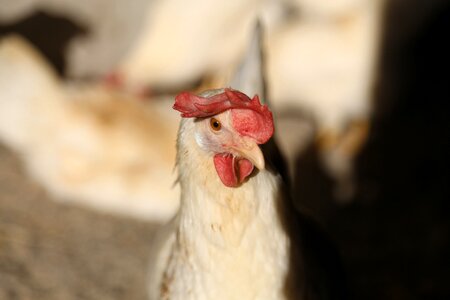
[173,88,274,187]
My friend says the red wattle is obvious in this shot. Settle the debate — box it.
[213,154,254,187]
[237,159,254,182]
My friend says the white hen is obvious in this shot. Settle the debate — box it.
[148,88,294,300]
[146,22,350,300]
[0,35,180,221]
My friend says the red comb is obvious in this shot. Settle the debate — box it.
[173,88,274,144]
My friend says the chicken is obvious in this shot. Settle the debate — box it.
[0,0,150,79]
[148,86,351,300]
[266,1,385,195]
[147,88,293,299]
[117,0,261,92]
[0,35,180,221]
[147,22,351,299]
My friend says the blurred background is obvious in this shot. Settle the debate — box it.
[0,0,448,299]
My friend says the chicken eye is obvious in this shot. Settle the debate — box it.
[210,118,222,131]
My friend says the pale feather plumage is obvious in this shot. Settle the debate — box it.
[145,27,293,299]
[118,0,260,90]
[0,0,151,78]
[0,35,180,221]
[146,22,351,299]
[148,115,290,300]
[267,0,385,131]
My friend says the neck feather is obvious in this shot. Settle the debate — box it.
[168,119,290,299]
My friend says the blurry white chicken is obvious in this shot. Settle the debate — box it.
[117,0,262,91]
[0,35,179,221]
[268,0,384,130]
[0,0,151,78]
[273,0,384,200]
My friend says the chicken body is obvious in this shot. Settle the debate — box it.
[148,90,291,299]
[0,35,179,221]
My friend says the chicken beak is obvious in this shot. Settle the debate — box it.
[232,138,265,170]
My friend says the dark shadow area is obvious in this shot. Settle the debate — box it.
[0,10,87,76]
[262,137,349,300]
[292,0,450,299]
[292,142,336,223]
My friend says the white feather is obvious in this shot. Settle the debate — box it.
[148,118,290,299]
[0,36,180,221]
